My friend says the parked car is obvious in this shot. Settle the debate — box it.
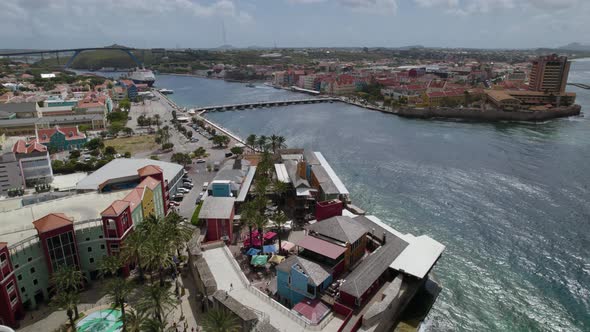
[178,187,190,194]
[172,195,184,202]
[199,191,205,198]
[191,137,199,142]
[202,182,209,190]
[169,201,180,207]
[195,159,206,164]
[195,197,201,205]
[225,152,233,158]
[183,183,194,189]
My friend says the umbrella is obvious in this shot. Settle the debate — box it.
[263,244,277,254]
[269,255,285,264]
[246,248,261,256]
[250,255,268,266]
[281,241,296,251]
[264,231,277,240]
[244,238,262,247]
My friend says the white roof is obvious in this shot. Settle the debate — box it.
[51,172,88,191]
[76,158,183,191]
[296,188,315,197]
[314,152,349,195]
[41,73,56,79]
[274,164,290,183]
[199,197,235,219]
[391,235,446,279]
[0,190,130,245]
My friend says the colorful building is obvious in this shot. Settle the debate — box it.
[118,80,138,100]
[199,197,235,242]
[35,125,87,152]
[0,164,169,328]
[276,256,333,307]
[12,140,53,186]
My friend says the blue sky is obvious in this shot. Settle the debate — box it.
[0,0,588,49]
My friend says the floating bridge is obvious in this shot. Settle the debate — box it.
[196,97,339,113]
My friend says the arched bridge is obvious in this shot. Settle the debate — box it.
[567,83,590,90]
[0,47,143,68]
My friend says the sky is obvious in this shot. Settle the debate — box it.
[0,0,588,49]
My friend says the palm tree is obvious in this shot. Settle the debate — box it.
[154,114,161,130]
[246,134,257,152]
[163,212,193,257]
[51,291,79,331]
[202,308,240,332]
[143,238,175,286]
[105,278,133,332]
[272,211,289,253]
[141,317,168,332]
[256,135,268,152]
[121,230,147,282]
[272,179,288,206]
[137,284,176,324]
[276,135,287,150]
[51,266,85,318]
[123,309,145,332]
[98,254,122,279]
[253,212,267,251]
[269,134,280,153]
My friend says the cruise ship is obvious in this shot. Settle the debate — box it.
[128,68,156,86]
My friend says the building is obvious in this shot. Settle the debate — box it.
[529,54,570,93]
[111,86,127,101]
[12,140,53,186]
[0,164,168,327]
[212,290,258,332]
[485,89,576,110]
[199,197,235,242]
[276,255,333,308]
[0,152,24,196]
[0,242,24,327]
[118,80,138,100]
[0,114,106,136]
[76,158,183,202]
[34,126,87,152]
[0,103,37,119]
[207,159,256,203]
[306,215,368,270]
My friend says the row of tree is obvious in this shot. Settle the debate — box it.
[50,213,194,332]
[245,134,286,153]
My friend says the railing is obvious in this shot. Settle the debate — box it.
[221,246,250,288]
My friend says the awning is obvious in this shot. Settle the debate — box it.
[251,255,268,266]
[263,245,277,254]
[296,188,316,196]
[264,231,277,240]
[269,255,285,264]
[246,248,261,256]
[244,238,262,247]
[281,241,296,251]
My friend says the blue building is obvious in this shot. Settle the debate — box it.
[119,80,138,100]
[276,256,333,308]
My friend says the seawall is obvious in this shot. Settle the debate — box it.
[392,105,582,122]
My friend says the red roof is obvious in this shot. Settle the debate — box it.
[0,242,7,249]
[37,126,86,143]
[137,165,162,177]
[12,140,27,154]
[101,200,130,217]
[138,176,160,191]
[33,213,73,233]
[296,235,346,260]
[292,299,330,324]
[13,139,47,154]
[123,188,144,210]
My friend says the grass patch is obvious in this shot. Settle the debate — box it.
[104,135,158,154]
[191,201,203,226]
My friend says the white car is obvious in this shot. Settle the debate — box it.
[178,188,190,193]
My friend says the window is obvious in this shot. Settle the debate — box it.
[86,237,90,241]
[110,243,119,253]
[46,231,78,271]
[0,253,6,268]
[33,279,38,285]
[20,287,25,293]
[100,244,105,250]
[87,247,92,253]
[30,267,35,274]
[9,293,17,307]
[17,274,22,281]
[6,281,15,294]
[307,283,315,295]
[99,235,103,239]
[14,264,19,269]
[27,257,32,262]
[89,258,94,264]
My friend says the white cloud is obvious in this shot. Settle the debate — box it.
[288,0,397,14]
[413,0,580,14]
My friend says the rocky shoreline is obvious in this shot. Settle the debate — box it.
[392,104,582,122]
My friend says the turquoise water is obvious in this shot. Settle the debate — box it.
[159,60,590,331]
[76,309,122,332]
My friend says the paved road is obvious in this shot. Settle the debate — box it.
[129,90,240,219]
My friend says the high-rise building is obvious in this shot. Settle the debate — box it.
[528,54,570,93]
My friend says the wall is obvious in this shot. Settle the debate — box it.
[153,183,164,218]
[141,186,155,217]
[10,242,50,309]
[75,224,108,281]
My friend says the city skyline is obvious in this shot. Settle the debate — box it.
[0,0,588,50]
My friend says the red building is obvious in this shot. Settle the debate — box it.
[0,242,24,327]
[199,197,235,242]
[32,214,81,274]
[315,199,343,222]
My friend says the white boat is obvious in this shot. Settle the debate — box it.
[158,88,174,95]
[128,68,156,87]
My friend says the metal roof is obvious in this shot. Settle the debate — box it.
[274,163,290,183]
[236,166,256,202]
[314,152,349,195]
[76,158,183,191]
[306,216,368,244]
[296,235,346,260]
[0,102,37,113]
[199,197,235,219]
[276,255,332,286]
[390,235,445,279]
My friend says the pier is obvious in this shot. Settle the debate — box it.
[196,97,338,113]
